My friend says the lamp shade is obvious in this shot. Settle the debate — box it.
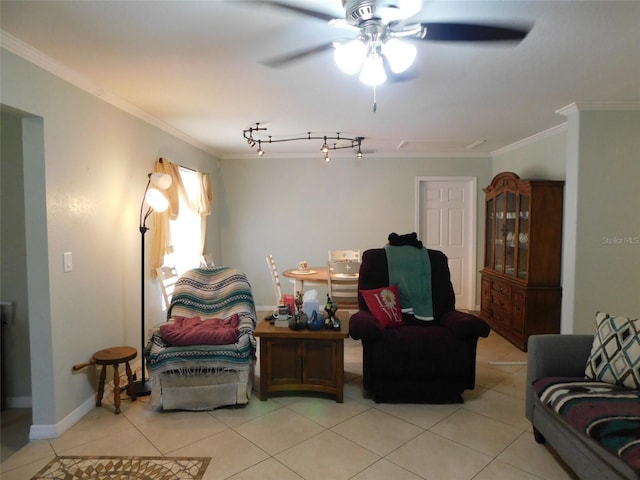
[145,188,169,212]
[334,40,367,75]
[383,38,417,73]
[359,53,387,86]
[149,172,172,190]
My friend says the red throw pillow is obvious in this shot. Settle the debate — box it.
[360,285,404,328]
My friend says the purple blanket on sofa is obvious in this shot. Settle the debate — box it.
[533,377,640,473]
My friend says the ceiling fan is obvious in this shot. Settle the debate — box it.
[259,0,531,86]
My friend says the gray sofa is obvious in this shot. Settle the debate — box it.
[526,334,639,480]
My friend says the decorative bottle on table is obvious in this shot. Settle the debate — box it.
[288,291,307,330]
[324,294,340,330]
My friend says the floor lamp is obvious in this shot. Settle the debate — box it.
[136,172,172,396]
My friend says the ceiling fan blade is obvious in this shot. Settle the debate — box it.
[260,1,338,22]
[261,42,335,68]
[419,22,530,42]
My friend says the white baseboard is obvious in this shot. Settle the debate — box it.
[29,394,95,440]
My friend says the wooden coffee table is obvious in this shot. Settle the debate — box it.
[254,318,349,402]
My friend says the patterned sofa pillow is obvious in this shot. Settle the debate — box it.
[585,311,640,389]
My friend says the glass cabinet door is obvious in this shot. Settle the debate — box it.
[517,195,530,279]
[485,198,494,268]
[504,192,517,276]
[494,193,505,272]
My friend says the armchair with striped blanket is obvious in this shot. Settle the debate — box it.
[146,267,257,410]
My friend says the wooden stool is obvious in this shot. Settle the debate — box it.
[74,346,137,414]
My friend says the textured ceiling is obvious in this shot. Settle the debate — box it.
[1,0,639,158]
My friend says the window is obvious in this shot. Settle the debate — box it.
[165,167,203,274]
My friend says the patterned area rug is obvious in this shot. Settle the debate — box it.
[31,456,211,480]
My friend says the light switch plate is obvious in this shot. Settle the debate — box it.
[63,252,73,272]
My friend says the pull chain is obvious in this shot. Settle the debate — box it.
[372,85,377,113]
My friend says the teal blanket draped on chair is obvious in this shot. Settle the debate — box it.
[384,245,434,320]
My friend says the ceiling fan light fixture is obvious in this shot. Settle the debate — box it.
[334,39,366,75]
[359,51,387,86]
[383,38,417,73]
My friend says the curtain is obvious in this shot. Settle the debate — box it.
[150,158,213,277]
[197,172,213,256]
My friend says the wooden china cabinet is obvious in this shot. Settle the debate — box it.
[481,172,564,351]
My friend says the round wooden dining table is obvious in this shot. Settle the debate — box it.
[282,267,359,293]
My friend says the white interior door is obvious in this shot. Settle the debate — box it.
[415,177,477,310]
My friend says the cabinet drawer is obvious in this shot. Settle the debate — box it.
[490,291,511,311]
[491,280,511,297]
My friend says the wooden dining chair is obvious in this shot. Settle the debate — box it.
[266,254,283,305]
[327,265,360,310]
[156,265,179,310]
[327,249,361,311]
[328,249,361,264]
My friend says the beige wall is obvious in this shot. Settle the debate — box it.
[0,48,220,435]
[492,128,567,180]
[1,108,32,405]
[561,107,640,333]
[219,155,493,307]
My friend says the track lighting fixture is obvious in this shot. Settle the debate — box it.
[321,137,330,154]
[243,123,365,160]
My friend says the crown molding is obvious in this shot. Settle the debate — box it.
[556,101,640,116]
[491,122,568,157]
[1,30,220,158]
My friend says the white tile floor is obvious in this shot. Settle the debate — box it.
[0,326,579,480]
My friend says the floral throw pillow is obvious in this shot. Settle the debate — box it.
[360,285,404,328]
[584,311,640,389]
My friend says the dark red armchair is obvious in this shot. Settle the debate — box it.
[349,247,490,403]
